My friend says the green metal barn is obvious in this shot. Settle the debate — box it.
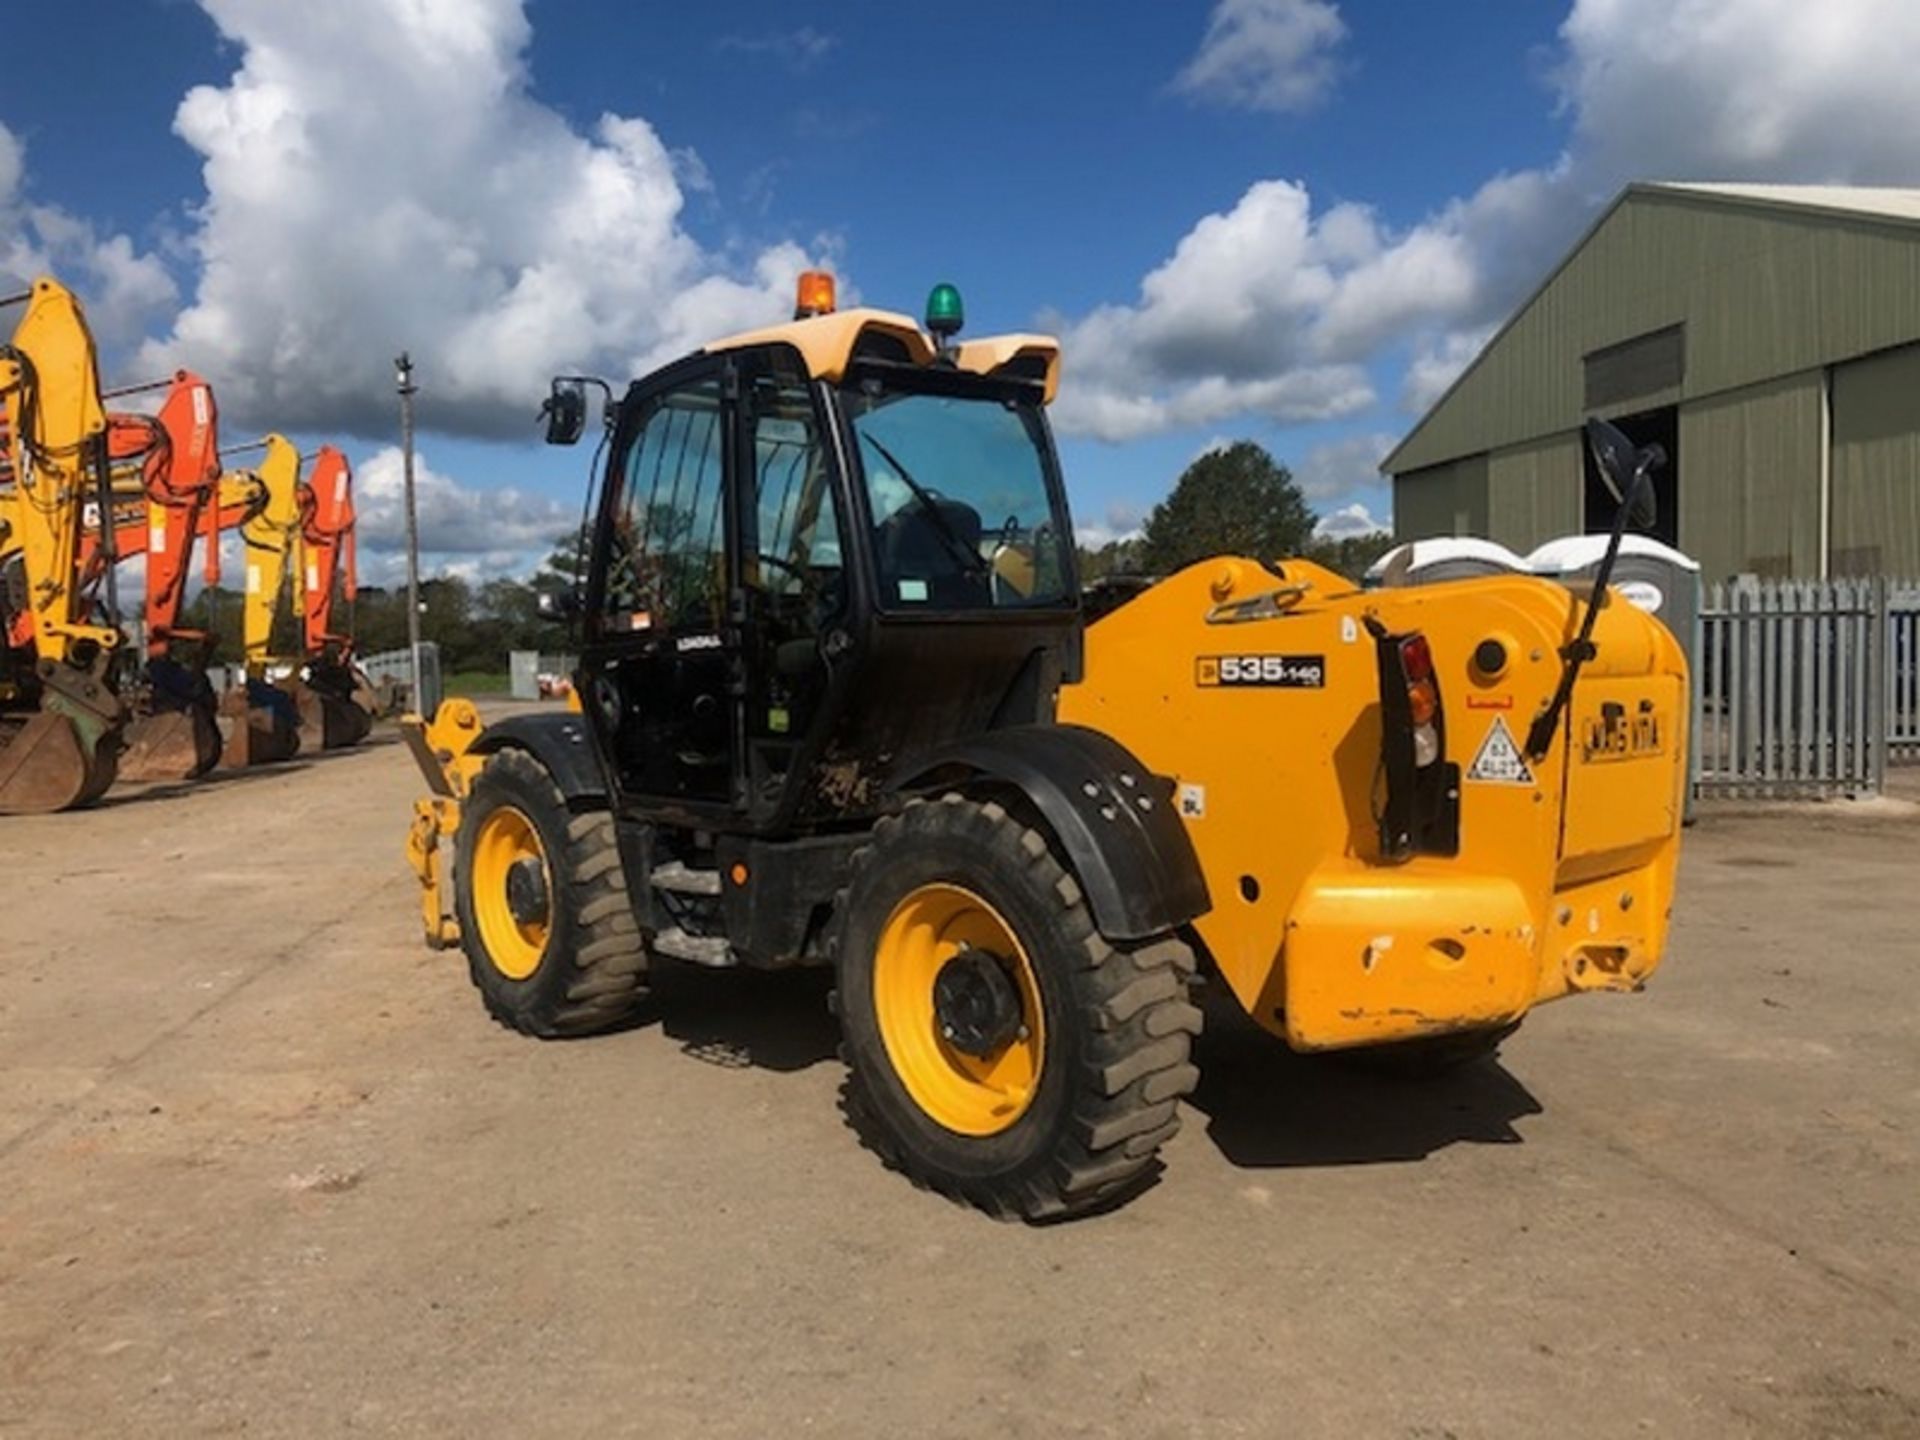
[1385,184,1920,581]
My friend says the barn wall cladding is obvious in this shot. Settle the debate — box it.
[1387,184,1920,581]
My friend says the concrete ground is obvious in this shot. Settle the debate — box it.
[2,727,1917,1439]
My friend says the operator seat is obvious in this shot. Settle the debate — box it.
[875,496,989,608]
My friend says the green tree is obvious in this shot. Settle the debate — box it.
[1137,442,1316,575]
[1076,537,1147,583]
[1305,528,1397,583]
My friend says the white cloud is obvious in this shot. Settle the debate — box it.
[353,445,572,558]
[1312,501,1388,539]
[1051,180,1475,441]
[1173,0,1347,114]
[1560,0,1920,186]
[1073,502,1145,550]
[1291,431,1396,503]
[1065,0,1920,443]
[0,122,177,352]
[717,27,839,71]
[138,0,824,440]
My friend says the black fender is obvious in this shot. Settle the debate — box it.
[895,723,1211,942]
[472,712,609,805]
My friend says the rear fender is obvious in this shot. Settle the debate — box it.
[895,723,1211,942]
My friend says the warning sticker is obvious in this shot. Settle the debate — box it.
[1467,714,1534,786]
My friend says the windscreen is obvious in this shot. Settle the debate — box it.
[843,379,1070,612]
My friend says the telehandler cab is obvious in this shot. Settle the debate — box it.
[405,274,1687,1219]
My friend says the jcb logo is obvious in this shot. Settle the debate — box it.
[1582,701,1665,762]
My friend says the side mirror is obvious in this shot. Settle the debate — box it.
[536,587,580,620]
[1583,416,1661,531]
[540,380,587,446]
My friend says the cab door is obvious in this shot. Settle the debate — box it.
[581,362,740,812]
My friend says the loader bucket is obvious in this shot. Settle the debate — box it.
[218,681,301,768]
[0,710,118,814]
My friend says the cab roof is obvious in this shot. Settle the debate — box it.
[702,306,1062,404]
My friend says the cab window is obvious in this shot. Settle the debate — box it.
[602,377,725,633]
[745,357,843,621]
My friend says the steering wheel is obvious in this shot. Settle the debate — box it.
[756,551,808,587]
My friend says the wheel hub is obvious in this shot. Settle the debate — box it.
[933,947,1024,1057]
[505,856,550,926]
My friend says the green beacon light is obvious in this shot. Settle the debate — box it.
[925,282,964,351]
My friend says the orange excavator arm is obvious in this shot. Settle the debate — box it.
[80,373,265,661]
[297,445,357,660]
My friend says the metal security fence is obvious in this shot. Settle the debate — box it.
[1692,578,1903,799]
[1892,584,1920,760]
[359,642,442,717]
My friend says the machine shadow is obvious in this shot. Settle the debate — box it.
[100,758,319,805]
[1185,983,1543,1170]
[649,963,839,1074]
[101,725,405,807]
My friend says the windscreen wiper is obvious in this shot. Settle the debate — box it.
[860,432,990,578]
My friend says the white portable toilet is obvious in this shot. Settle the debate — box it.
[1528,534,1703,817]
[1524,534,1701,653]
[1364,537,1529,589]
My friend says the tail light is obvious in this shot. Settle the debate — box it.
[1369,622,1459,861]
[1400,634,1441,766]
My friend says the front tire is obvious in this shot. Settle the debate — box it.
[833,793,1201,1220]
[454,748,649,1037]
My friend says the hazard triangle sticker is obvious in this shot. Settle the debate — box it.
[1466,714,1534,785]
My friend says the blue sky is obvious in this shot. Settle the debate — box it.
[3,1,1912,581]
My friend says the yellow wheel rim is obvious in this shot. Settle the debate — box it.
[471,805,552,981]
[871,883,1047,1137]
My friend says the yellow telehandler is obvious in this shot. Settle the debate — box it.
[403,274,1686,1219]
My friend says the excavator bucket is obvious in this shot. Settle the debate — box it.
[0,660,124,814]
[0,711,98,813]
[116,656,222,783]
[218,680,301,768]
[283,653,376,750]
[284,675,372,751]
[118,702,221,783]
[352,671,393,719]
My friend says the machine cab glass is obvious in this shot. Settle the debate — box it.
[843,372,1069,613]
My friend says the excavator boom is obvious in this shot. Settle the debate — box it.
[286,444,376,750]
[0,277,127,813]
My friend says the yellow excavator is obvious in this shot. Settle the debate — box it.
[216,433,305,768]
[0,277,128,813]
[402,274,1686,1219]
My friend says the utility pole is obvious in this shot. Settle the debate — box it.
[395,352,424,714]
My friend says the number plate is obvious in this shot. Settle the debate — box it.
[1580,700,1667,762]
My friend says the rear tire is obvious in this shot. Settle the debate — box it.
[455,748,648,1037]
[833,793,1201,1220]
